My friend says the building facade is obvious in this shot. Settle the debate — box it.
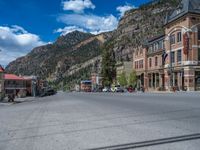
[133,0,200,91]
[0,66,5,100]
[164,0,200,91]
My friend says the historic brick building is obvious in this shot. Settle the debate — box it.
[133,0,200,91]
[164,0,200,91]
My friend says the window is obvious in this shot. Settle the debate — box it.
[198,48,200,61]
[170,34,175,44]
[135,61,138,69]
[177,49,182,63]
[171,51,175,63]
[155,57,158,66]
[149,46,152,53]
[149,58,152,67]
[139,60,143,69]
[198,28,200,40]
[177,32,182,42]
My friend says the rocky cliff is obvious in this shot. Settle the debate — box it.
[112,0,180,61]
[6,31,110,82]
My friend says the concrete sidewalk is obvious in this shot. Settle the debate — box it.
[0,96,36,105]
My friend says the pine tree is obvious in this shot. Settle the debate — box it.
[101,42,116,87]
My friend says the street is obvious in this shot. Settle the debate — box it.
[0,92,200,150]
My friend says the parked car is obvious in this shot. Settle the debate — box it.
[102,87,111,92]
[127,86,135,93]
[40,88,57,97]
[114,85,125,93]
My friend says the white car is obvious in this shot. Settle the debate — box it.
[102,87,110,92]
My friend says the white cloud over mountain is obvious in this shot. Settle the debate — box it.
[62,0,95,13]
[0,25,45,66]
[57,14,118,35]
[54,26,87,35]
[117,4,136,17]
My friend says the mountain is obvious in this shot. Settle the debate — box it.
[6,31,110,83]
[6,0,181,89]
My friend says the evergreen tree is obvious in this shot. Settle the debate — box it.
[101,41,116,87]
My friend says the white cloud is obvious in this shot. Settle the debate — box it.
[57,14,118,34]
[54,26,86,35]
[117,4,136,17]
[62,0,95,13]
[0,25,46,66]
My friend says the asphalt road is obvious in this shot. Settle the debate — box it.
[0,92,200,150]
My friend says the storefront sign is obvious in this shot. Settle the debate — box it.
[183,33,189,55]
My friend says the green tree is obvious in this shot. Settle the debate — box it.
[101,41,116,87]
[118,71,128,87]
[128,70,137,86]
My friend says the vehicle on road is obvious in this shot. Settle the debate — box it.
[114,85,125,93]
[102,87,111,92]
[40,88,57,97]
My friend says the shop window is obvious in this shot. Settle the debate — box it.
[177,49,182,63]
[177,32,182,42]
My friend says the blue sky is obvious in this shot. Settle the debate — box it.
[0,0,150,66]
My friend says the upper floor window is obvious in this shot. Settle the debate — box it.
[198,48,200,61]
[155,57,158,66]
[149,46,152,53]
[135,61,138,69]
[149,58,152,68]
[170,34,175,44]
[177,49,182,63]
[171,51,175,63]
[198,28,200,40]
[177,32,182,42]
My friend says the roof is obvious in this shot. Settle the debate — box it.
[5,74,25,80]
[165,0,200,25]
[0,65,4,72]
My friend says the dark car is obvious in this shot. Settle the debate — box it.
[40,88,57,97]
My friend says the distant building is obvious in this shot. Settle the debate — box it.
[80,80,92,92]
[116,61,133,79]
[4,74,27,97]
[0,66,5,100]
[91,73,102,90]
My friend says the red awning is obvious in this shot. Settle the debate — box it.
[0,66,4,72]
[5,74,25,80]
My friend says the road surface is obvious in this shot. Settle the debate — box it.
[0,92,200,150]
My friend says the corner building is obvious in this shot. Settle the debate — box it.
[133,0,200,91]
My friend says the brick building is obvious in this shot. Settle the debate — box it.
[164,0,200,91]
[133,0,200,91]
[0,66,5,100]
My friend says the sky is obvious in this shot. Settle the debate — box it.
[0,0,150,66]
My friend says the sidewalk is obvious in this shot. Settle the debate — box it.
[0,96,36,105]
